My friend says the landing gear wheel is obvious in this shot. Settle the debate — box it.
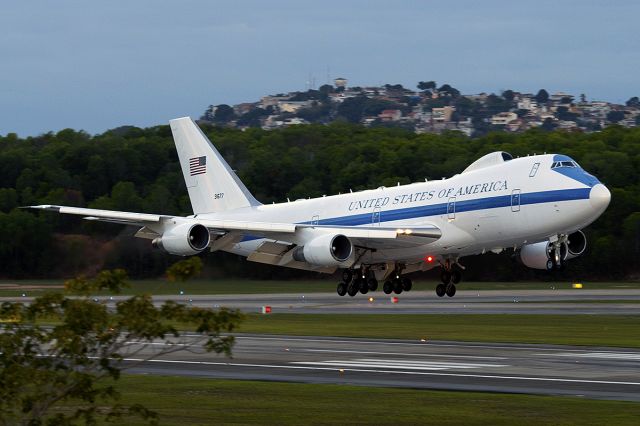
[342,269,353,283]
[383,281,393,294]
[436,283,446,297]
[337,282,347,296]
[446,284,457,297]
[441,270,452,285]
[359,279,369,294]
[546,259,554,271]
[401,277,412,291]
[392,278,403,294]
[347,281,359,297]
[451,269,462,285]
[367,277,378,291]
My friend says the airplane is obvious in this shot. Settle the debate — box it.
[29,117,611,298]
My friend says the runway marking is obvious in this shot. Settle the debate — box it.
[300,349,507,360]
[544,352,640,361]
[123,357,640,387]
[227,335,630,354]
[291,358,508,371]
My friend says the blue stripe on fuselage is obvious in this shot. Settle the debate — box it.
[239,187,591,242]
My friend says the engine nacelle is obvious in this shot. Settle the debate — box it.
[565,230,587,260]
[152,222,210,256]
[292,234,353,267]
[518,241,553,270]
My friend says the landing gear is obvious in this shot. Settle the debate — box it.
[436,259,462,297]
[367,277,378,291]
[337,265,412,297]
[392,278,403,294]
[445,284,456,297]
[337,268,378,296]
[347,279,359,297]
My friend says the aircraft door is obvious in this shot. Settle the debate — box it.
[511,189,521,212]
[372,207,381,226]
[447,197,456,220]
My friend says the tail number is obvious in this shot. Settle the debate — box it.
[214,193,225,199]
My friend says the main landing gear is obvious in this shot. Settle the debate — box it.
[336,267,413,297]
[435,259,462,298]
[336,268,379,297]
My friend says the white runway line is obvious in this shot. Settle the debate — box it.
[543,352,640,361]
[291,358,508,371]
[300,349,507,360]
[122,357,640,387]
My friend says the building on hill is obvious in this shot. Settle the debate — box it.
[378,109,402,122]
[334,77,348,88]
[431,106,455,123]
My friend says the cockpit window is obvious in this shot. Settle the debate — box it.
[501,152,513,161]
[551,161,579,169]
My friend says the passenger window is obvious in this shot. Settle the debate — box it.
[529,162,540,177]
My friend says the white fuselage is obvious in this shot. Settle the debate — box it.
[196,154,608,265]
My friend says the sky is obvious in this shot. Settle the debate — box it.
[1,0,639,137]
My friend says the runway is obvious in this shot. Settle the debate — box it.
[3,289,640,314]
[123,334,640,401]
[124,289,640,315]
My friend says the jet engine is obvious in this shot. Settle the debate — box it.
[292,234,353,267]
[518,230,587,270]
[565,230,587,260]
[152,222,210,256]
[518,241,554,270]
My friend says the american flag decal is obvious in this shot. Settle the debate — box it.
[189,156,206,176]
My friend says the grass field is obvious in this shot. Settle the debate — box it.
[1,278,639,297]
[53,375,640,425]
[238,314,640,348]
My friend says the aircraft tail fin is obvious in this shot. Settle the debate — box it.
[169,117,261,214]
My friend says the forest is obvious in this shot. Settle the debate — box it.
[0,123,638,280]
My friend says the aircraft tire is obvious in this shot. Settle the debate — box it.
[451,270,462,284]
[383,281,393,294]
[342,270,353,284]
[367,278,378,291]
[347,283,358,297]
[546,259,554,271]
[436,284,446,297]
[337,282,347,296]
[446,284,457,297]
[441,270,452,285]
[359,279,369,294]
[392,278,403,294]
[401,277,412,291]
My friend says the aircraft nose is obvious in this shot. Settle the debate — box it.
[589,183,611,212]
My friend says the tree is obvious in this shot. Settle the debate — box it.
[501,90,515,102]
[535,89,549,104]
[0,269,242,424]
[166,256,203,282]
[437,84,460,98]
[541,117,556,131]
[417,81,436,91]
[213,104,235,124]
[626,96,640,108]
[607,110,625,123]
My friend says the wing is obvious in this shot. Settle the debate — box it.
[27,205,441,271]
